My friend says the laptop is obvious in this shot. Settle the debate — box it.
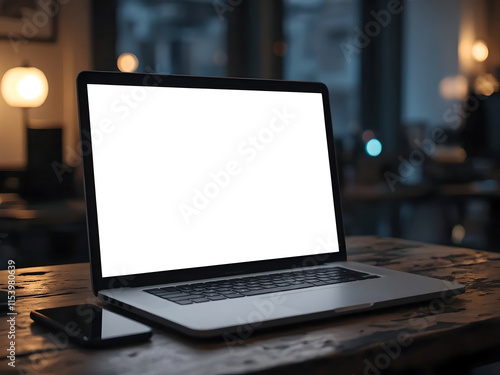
[76,71,464,338]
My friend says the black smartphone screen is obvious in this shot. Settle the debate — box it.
[31,304,152,347]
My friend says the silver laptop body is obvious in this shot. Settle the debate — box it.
[77,71,464,338]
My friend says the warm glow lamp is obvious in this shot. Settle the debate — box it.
[117,53,139,73]
[0,66,61,199]
[1,66,49,127]
[472,40,489,63]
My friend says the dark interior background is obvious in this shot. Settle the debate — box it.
[1,0,500,269]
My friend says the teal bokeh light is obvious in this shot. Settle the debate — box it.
[365,139,382,157]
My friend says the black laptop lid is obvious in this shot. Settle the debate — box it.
[76,72,347,294]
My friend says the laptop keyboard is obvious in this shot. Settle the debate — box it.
[144,267,379,305]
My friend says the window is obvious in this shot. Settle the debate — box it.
[283,0,361,138]
[116,0,226,75]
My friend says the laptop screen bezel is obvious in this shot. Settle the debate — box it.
[76,71,347,294]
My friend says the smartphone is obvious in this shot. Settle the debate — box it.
[30,304,153,348]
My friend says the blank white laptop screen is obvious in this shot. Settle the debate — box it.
[86,84,339,278]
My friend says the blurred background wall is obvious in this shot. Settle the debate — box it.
[1,0,500,269]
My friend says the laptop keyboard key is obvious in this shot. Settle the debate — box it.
[192,298,210,303]
[174,299,194,305]
[312,281,328,286]
[203,292,222,297]
[233,288,250,293]
[145,288,164,295]
[161,292,190,298]
[215,287,230,292]
[208,296,226,301]
[223,293,244,298]
[166,295,194,301]
[160,287,178,292]
[275,282,291,287]
[244,283,314,296]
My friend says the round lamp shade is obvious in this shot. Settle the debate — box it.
[1,67,49,107]
[117,52,139,73]
[472,40,489,63]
